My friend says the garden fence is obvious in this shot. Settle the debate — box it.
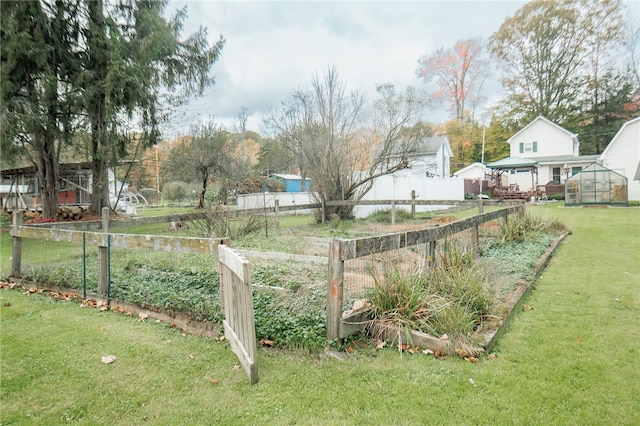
[326,204,526,340]
[218,244,258,384]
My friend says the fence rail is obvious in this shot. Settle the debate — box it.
[326,204,525,339]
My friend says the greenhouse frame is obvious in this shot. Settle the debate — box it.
[565,163,628,206]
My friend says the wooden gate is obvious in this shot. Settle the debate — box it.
[218,245,258,384]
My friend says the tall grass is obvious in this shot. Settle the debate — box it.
[366,241,493,340]
[497,211,566,243]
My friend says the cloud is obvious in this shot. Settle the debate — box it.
[164,0,527,135]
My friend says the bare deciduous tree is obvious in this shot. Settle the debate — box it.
[264,66,429,221]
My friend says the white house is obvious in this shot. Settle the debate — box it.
[382,136,453,178]
[500,116,599,191]
[598,116,640,201]
[453,162,491,180]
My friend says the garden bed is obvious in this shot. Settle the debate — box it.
[353,232,569,357]
[7,209,567,355]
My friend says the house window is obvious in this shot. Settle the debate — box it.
[571,166,582,176]
[552,167,561,183]
[519,142,538,154]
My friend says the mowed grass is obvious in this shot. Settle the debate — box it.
[1,204,639,425]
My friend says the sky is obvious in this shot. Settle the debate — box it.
[160,0,527,136]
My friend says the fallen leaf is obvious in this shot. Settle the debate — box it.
[180,333,186,337]
[488,353,496,360]
[468,378,475,385]
[188,354,194,359]
[3,302,11,307]
[260,339,274,347]
[577,336,582,342]
[399,343,410,351]
[407,346,420,355]
[99,306,108,312]
[440,334,449,340]
[465,356,479,363]
[374,340,387,350]
[376,381,383,389]
[422,349,434,355]
[101,355,116,365]
[97,325,104,331]
[138,312,149,321]
[209,379,219,385]
[345,345,355,353]
[232,364,241,371]
[215,336,225,342]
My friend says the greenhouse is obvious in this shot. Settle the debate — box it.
[565,163,628,206]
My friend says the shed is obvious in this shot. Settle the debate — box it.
[565,163,627,206]
[271,174,311,192]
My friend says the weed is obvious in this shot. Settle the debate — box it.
[366,208,413,223]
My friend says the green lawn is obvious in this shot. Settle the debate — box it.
[1,204,639,424]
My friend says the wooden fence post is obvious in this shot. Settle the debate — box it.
[425,240,436,270]
[391,201,396,225]
[274,199,280,232]
[478,198,484,214]
[327,239,344,341]
[471,225,480,255]
[98,207,109,295]
[411,190,416,219]
[11,210,23,276]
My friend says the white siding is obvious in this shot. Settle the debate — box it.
[454,163,490,179]
[357,174,464,218]
[509,118,575,158]
[600,118,640,201]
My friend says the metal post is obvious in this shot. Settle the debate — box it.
[274,199,280,232]
[98,207,109,295]
[82,232,87,300]
[107,234,111,306]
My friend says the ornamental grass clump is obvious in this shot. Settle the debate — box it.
[498,212,562,244]
[366,242,493,340]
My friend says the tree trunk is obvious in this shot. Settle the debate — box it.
[34,135,60,218]
[87,0,110,214]
[91,158,109,214]
[198,172,208,208]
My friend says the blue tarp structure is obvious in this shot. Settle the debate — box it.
[271,174,311,192]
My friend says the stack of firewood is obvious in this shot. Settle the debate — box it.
[57,206,88,221]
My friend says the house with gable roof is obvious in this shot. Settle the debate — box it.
[598,116,640,201]
[381,135,453,178]
[489,116,599,192]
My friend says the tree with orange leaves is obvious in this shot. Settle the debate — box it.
[416,38,488,123]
